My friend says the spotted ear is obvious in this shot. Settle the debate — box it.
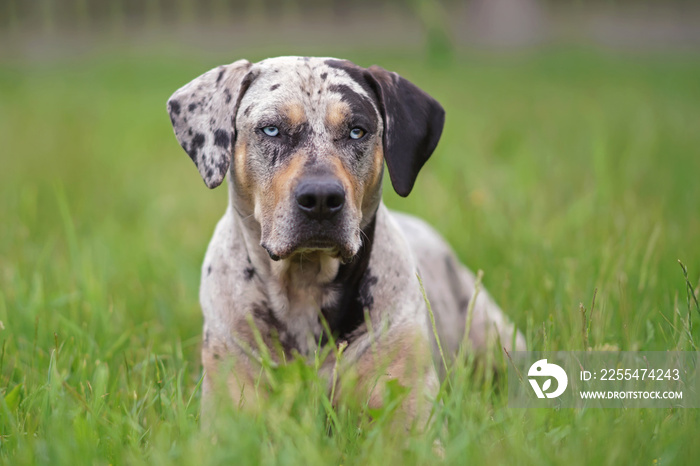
[366,65,445,197]
[167,59,253,189]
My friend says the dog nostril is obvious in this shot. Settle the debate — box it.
[295,178,345,219]
[326,194,344,210]
[297,194,317,210]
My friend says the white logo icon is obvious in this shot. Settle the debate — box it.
[528,359,568,399]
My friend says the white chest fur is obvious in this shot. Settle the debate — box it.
[266,252,341,355]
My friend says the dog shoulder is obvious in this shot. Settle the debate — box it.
[199,210,260,327]
[389,210,453,258]
[362,206,428,320]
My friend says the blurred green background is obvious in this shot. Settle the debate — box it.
[1,0,699,464]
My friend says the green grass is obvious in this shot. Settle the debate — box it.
[1,46,700,465]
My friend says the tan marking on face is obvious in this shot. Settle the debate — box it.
[233,140,254,203]
[370,144,384,190]
[361,144,384,214]
[325,101,350,128]
[283,102,306,127]
[269,153,306,207]
[329,156,361,214]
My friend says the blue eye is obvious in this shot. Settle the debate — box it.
[262,126,279,137]
[349,127,365,140]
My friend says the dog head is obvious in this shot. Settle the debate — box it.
[167,56,444,262]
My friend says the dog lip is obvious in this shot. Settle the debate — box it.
[261,244,281,261]
[263,235,357,262]
[299,238,337,249]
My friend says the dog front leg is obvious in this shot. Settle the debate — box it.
[200,338,265,428]
[339,325,440,432]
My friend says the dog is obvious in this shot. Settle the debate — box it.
[166,56,526,427]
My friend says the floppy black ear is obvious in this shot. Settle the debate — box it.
[167,59,253,189]
[366,65,445,197]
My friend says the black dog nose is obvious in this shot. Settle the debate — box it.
[295,178,345,220]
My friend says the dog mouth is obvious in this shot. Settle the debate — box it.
[297,238,337,250]
[262,235,357,263]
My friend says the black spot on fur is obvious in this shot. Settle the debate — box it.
[320,72,328,81]
[251,303,296,354]
[207,265,212,276]
[359,274,378,310]
[270,83,280,91]
[182,133,205,167]
[215,156,228,175]
[169,100,181,115]
[244,267,255,281]
[192,133,205,149]
[444,256,470,313]
[183,141,197,163]
[214,129,230,148]
[224,88,232,104]
[243,105,253,116]
[188,103,197,112]
[216,68,225,84]
[458,297,470,311]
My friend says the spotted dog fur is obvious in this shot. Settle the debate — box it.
[167,56,526,427]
